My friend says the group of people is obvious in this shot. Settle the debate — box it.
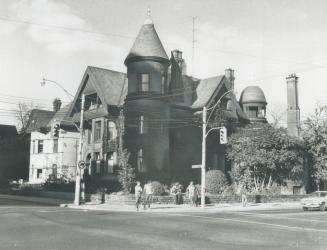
[135,180,200,211]
[134,181,153,211]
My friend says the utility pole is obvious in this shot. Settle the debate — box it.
[200,89,232,209]
[74,94,85,206]
[192,16,197,77]
[201,106,207,209]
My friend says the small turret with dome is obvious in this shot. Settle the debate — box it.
[239,86,267,123]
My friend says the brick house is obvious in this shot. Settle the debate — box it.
[66,16,271,186]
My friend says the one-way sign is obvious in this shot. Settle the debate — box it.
[192,164,202,169]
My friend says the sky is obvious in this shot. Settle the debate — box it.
[1,0,327,127]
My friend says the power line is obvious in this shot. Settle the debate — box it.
[1,15,324,68]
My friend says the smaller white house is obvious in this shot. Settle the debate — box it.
[27,102,80,184]
[29,130,79,183]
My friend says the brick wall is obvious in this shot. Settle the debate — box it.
[89,193,307,205]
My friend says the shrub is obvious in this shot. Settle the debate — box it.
[151,181,166,196]
[205,170,228,194]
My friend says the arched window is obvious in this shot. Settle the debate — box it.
[107,121,117,140]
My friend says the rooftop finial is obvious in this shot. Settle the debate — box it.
[144,6,153,25]
[147,6,151,17]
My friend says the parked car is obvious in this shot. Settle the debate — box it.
[300,191,327,211]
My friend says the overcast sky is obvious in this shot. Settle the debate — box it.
[1,0,327,126]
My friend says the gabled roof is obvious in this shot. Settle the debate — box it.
[189,74,249,122]
[124,20,169,64]
[0,124,17,138]
[25,109,55,133]
[68,66,127,117]
[191,75,225,109]
[47,103,73,127]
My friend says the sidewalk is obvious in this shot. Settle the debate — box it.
[65,201,301,213]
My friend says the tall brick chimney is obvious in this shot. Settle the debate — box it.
[225,68,235,90]
[53,98,62,112]
[286,74,300,137]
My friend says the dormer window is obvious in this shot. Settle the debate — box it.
[138,73,150,92]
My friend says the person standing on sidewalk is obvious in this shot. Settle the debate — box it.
[143,180,153,209]
[176,183,183,205]
[135,181,143,212]
[241,188,247,207]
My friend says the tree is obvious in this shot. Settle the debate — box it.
[117,110,135,193]
[226,123,304,193]
[302,106,327,189]
[14,102,37,134]
[266,104,286,128]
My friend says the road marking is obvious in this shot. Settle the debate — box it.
[153,212,327,232]
[228,211,327,223]
[38,209,89,213]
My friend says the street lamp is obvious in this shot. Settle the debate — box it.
[41,78,85,206]
[41,78,74,99]
[200,89,233,209]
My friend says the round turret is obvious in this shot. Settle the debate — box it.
[239,86,267,123]
[239,86,267,105]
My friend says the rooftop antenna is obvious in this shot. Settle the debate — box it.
[192,16,198,77]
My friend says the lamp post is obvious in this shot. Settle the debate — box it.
[200,89,233,209]
[41,78,74,99]
[41,78,85,205]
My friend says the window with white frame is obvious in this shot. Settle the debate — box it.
[53,139,58,153]
[161,75,166,93]
[107,121,117,140]
[107,152,115,173]
[95,152,101,174]
[138,73,150,92]
[138,115,148,134]
[137,149,145,172]
[94,121,102,142]
[38,140,44,153]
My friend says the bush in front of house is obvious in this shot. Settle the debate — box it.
[151,181,166,196]
[205,170,229,194]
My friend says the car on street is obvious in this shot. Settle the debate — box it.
[301,191,327,211]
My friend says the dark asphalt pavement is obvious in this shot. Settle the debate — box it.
[0,197,326,250]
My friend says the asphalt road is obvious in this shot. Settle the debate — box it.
[1,198,327,250]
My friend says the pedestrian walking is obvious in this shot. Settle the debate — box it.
[176,183,183,205]
[135,181,143,212]
[194,185,200,207]
[143,180,153,209]
[241,188,247,207]
[186,181,196,206]
[170,183,178,204]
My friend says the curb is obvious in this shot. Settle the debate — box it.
[64,202,301,213]
[0,194,70,206]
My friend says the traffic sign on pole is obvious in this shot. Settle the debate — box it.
[192,164,202,169]
[78,160,86,169]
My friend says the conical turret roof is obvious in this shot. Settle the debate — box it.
[124,19,169,65]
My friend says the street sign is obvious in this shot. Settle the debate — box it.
[192,164,202,169]
[78,160,86,169]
